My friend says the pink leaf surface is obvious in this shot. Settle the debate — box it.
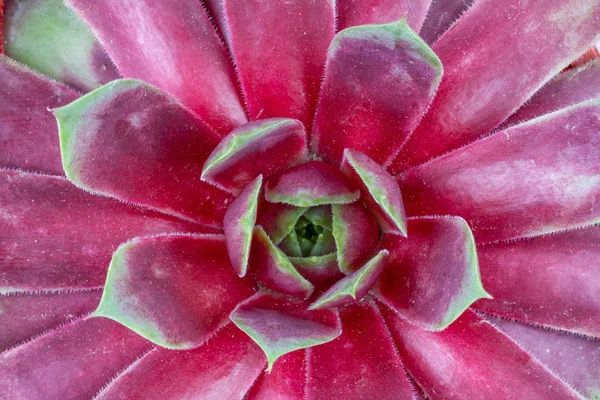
[392,0,600,172]
[257,202,307,245]
[54,79,232,226]
[502,60,600,127]
[0,318,153,400]
[474,226,600,338]
[202,118,308,194]
[337,0,432,32]
[249,226,313,300]
[224,0,334,127]
[230,292,342,371]
[95,323,266,400]
[342,149,407,235]
[245,351,306,400]
[418,0,474,44]
[332,203,379,274]
[376,217,488,330]
[312,19,442,166]
[265,161,359,207]
[224,176,262,277]
[289,253,345,287]
[399,99,600,243]
[0,170,206,293]
[0,55,78,175]
[306,302,414,400]
[380,307,583,399]
[0,289,101,352]
[488,315,600,399]
[93,234,255,349]
[65,0,246,134]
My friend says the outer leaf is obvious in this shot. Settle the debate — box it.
[224,176,262,277]
[54,79,231,226]
[257,202,308,245]
[0,289,100,352]
[65,0,246,134]
[0,56,78,175]
[308,229,336,257]
[265,161,359,207]
[245,351,305,400]
[3,0,119,92]
[202,118,308,194]
[474,226,600,338]
[306,302,414,400]
[0,318,153,400]
[332,203,379,274]
[230,292,342,371]
[419,0,474,44]
[249,227,313,300]
[376,217,489,330]
[95,324,266,400]
[342,149,407,235]
[489,315,600,400]
[93,235,255,349]
[289,253,344,286]
[309,250,388,310]
[337,0,432,32]
[380,307,583,399]
[0,170,205,293]
[311,19,442,166]
[399,99,600,243]
[224,0,335,127]
[392,0,600,172]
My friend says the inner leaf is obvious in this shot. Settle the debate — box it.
[294,216,328,257]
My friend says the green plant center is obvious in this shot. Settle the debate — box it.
[295,216,325,256]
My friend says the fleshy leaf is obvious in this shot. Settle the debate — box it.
[308,229,336,257]
[54,79,232,226]
[306,302,414,400]
[278,231,304,258]
[224,176,262,277]
[230,292,342,371]
[265,161,359,207]
[202,118,308,194]
[311,19,442,166]
[419,0,474,44]
[332,203,379,274]
[0,289,101,352]
[342,149,407,236]
[249,227,313,300]
[65,0,246,134]
[309,250,388,310]
[380,307,583,399]
[474,225,600,338]
[399,98,600,243]
[92,235,255,349]
[489,315,600,400]
[94,324,266,400]
[245,351,305,400]
[376,217,489,330]
[391,0,600,172]
[0,318,153,400]
[337,0,431,32]
[0,55,78,175]
[302,205,333,230]
[0,170,206,293]
[223,0,335,127]
[289,253,345,286]
[3,0,119,92]
[257,203,308,245]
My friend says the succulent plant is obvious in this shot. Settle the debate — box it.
[1,0,600,399]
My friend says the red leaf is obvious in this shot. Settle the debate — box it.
[246,351,306,400]
[337,0,432,32]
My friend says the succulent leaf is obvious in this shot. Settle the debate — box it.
[257,203,308,245]
[309,250,388,310]
[332,203,380,274]
[265,161,360,207]
[224,176,262,277]
[278,231,304,258]
[400,98,600,243]
[202,118,308,194]
[249,227,313,300]
[245,351,306,400]
[230,292,342,371]
[376,217,489,330]
[337,0,431,32]
[418,0,473,44]
[302,205,333,230]
[54,79,231,226]
[223,0,335,127]
[311,19,442,165]
[289,253,345,286]
[342,149,408,236]
[0,55,78,175]
[308,229,336,257]
[93,235,255,349]
[65,0,246,134]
